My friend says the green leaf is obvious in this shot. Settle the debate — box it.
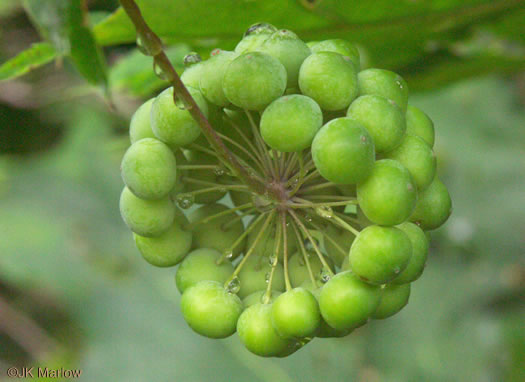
[66,0,108,87]
[0,42,56,81]
[110,44,191,97]
[93,0,525,90]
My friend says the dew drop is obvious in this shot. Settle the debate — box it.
[175,96,190,110]
[396,80,404,89]
[244,22,277,37]
[265,272,271,283]
[183,52,202,67]
[315,206,333,219]
[394,267,401,274]
[320,267,332,283]
[136,35,151,55]
[226,277,241,294]
[176,193,195,209]
[268,254,278,266]
[223,250,234,260]
[214,165,226,176]
[153,61,169,80]
[304,213,313,222]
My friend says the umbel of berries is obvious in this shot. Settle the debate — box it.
[120,23,452,357]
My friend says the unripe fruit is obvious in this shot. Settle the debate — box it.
[357,68,409,112]
[393,222,429,284]
[406,105,435,147]
[372,283,411,319]
[410,176,452,230]
[129,98,155,143]
[121,138,177,200]
[181,280,243,338]
[309,39,360,71]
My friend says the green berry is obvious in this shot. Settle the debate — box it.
[237,303,291,357]
[372,283,411,319]
[309,39,360,71]
[256,29,311,88]
[312,117,375,184]
[385,134,437,191]
[357,68,409,112]
[175,248,234,293]
[406,105,435,147]
[199,50,238,107]
[121,138,177,200]
[271,287,321,339]
[181,61,204,89]
[319,271,382,330]
[410,176,452,230]
[119,187,174,237]
[188,203,246,259]
[260,95,322,152]
[223,52,287,111]
[129,98,155,143]
[347,94,406,153]
[349,225,412,284]
[357,159,417,226]
[299,52,358,111]
[181,280,243,338]
[151,86,208,147]
[235,23,277,54]
[237,255,285,299]
[393,222,429,284]
[134,208,192,267]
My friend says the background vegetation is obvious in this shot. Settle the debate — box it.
[0,0,524,381]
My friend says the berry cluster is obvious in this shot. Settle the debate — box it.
[119,23,452,357]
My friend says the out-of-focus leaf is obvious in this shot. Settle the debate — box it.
[93,0,525,90]
[66,0,108,87]
[0,42,56,81]
[23,0,70,56]
[110,44,190,97]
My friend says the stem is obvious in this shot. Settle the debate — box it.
[226,210,276,284]
[263,213,282,303]
[217,132,266,175]
[281,212,292,291]
[307,219,348,262]
[329,214,361,236]
[187,202,253,231]
[289,210,335,277]
[291,220,317,287]
[221,207,257,230]
[119,0,270,197]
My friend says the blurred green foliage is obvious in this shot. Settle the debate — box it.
[0,0,524,381]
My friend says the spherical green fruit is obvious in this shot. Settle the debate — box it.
[310,287,354,338]
[237,255,285,298]
[181,61,204,89]
[319,271,382,330]
[312,117,375,184]
[393,222,428,284]
[235,23,276,53]
[410,176,452,230]
[288,251,326,287]
[237,303,291,357]
[406,105,435,147]
[299,52,358,111]
[347,95,406,153]
[309,39,360,71]
[323,224,355,268]
[257,29,311,88]
[271,287,321,339]
[357,159,417,226]
[260,95,322,152]
[129,98,155,143]
[385,134,436,191]
[223,52,287,111]
[181,280,243,338]
[372,283,411,319]
[199,50,237,107]
[119,187,174,237]
[188,203,245,259]
[151,86,208,147]
[358,68,409,112]
[134,208,192,267]
[175,248,234,293]
[349,225,412,284]
[243,290,281,308]
[121,138,177,200]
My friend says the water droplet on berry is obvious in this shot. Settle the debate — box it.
[153,61,169,80]
[223,250,234,260]
[315,206,333,219]
[268,254,278,266]
[183,52,202,67]
[244,22,277,37]
[175,96,190,110]
[226,277,241,294]
[320,268,331,283]
[176,193,194,209]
